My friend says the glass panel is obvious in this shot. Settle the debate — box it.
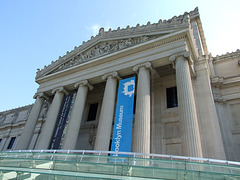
[0,152,239,179]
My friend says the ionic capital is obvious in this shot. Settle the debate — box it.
[102,71,121,81]
[169,51,195,76]
[33,92,49,101]
[74,80,93,90]
[52,87,69,95]
[133,62,153,73]
[169,51,190,61]
[169,51,193,64]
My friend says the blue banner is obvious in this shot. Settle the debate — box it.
[111,77,135,157]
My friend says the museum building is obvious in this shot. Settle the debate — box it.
[0,7,240,162]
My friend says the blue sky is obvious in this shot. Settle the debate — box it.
[0,0,239,111]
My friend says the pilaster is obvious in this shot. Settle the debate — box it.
[194,59,226,159]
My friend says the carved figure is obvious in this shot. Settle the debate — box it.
[80,53,86,60]
[119,40,126,49]
[110,42,119,52]
[87,49,94,58]
[141,36,149,42]
[94,45,101,56]
[102,43,111,53]
[125,38,133,47]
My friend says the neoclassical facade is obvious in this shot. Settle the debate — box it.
[0,7,240,161]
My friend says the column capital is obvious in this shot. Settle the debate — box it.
[52,87,69,95]
[169,51,196,76]
[133,62,153,73]
[33,92,49,101]
[102,71,121,81]
[169,51,191,62]
[74,80,93,90]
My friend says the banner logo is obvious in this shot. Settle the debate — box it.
[122,80,135,97]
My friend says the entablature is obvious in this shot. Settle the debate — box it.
[36,34,191,96]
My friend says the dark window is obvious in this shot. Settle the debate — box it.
[87,103,98,121]
[166,87,178,108]
[7,137,16,149]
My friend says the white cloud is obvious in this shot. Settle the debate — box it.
[86,23,112,36]
[89,24,101,36]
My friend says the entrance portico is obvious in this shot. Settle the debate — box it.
[16,8,226,160]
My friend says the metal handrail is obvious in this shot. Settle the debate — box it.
[4,149,240,166]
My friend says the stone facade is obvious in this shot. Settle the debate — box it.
[0,7,239,161]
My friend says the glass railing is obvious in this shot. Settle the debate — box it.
[0,150,239,179]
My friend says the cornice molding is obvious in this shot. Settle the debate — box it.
[74,80,93,90]
[213,49,240,63]
[211,76,240,89]
[0,104,33,115]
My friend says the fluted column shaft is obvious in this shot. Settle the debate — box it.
[94,72,118,151]
[16,94,45,150]
[174,55,203,157]
[35,88,66,149]
[133,63,151,154]
[62,80,92,150]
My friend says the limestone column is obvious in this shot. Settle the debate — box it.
[132,62,151,154]
[94,72,119,151]
[62,80,93,150]
[169,52,203,158]
[16,93,47,150]
[35,87,67,150]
